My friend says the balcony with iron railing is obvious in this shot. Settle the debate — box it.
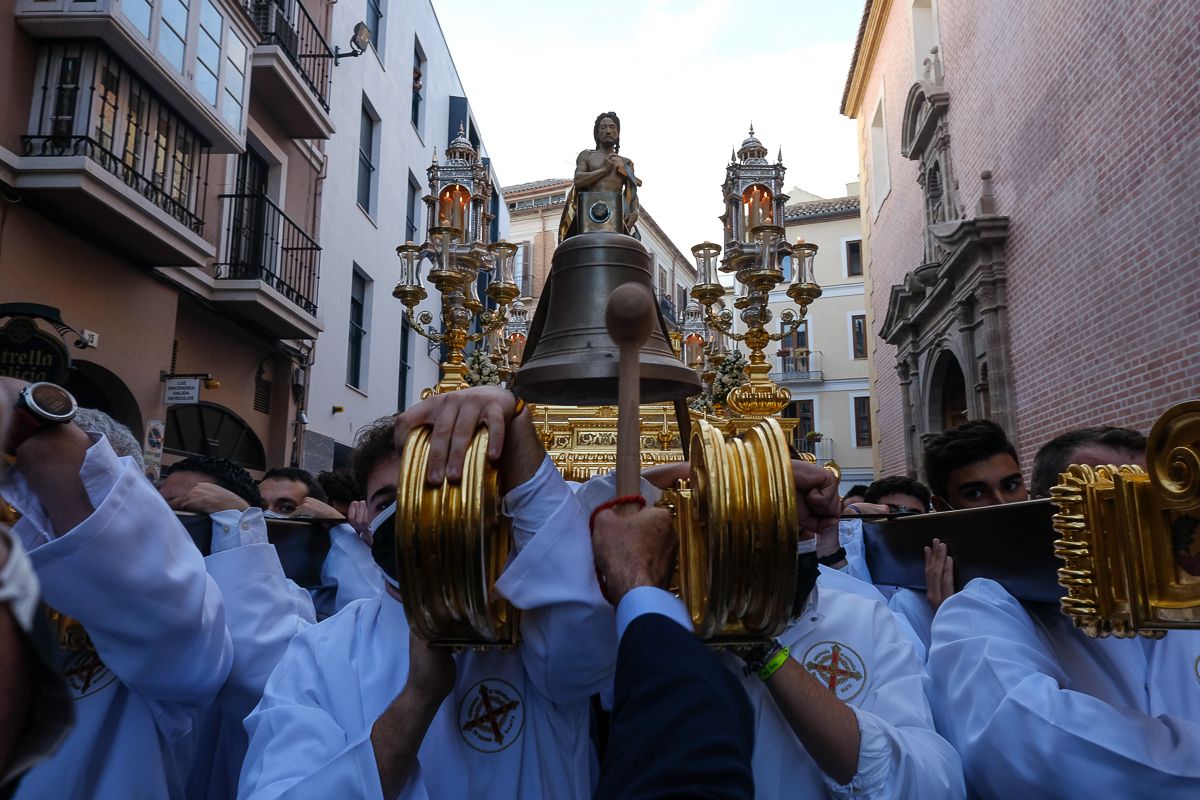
[212,193,322,338]
[246,0,335,139]
[14,42,214,266]
[771,349,823,383]
[15,0,256,153]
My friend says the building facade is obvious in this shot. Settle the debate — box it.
[502,178,696,327]
[772,186,873,489]
[299,0,506,471]
[842,0,1199,477]
[1,0,336,475]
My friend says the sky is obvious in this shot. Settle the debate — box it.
[433,0,865,255]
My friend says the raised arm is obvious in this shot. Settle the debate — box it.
[572,150,614,191]
[6,422,231,702]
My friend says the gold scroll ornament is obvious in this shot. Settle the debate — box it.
[1052,401,1200,637]
[393,416,819,647]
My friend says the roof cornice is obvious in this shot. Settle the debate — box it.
[840,0,893,118]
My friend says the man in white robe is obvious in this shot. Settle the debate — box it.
[0,378,232,799]
[578,465,964,799]
[240,387,615,800]
[928,424,1200,796]
[160,460,317,800]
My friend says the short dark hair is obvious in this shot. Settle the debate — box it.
[924,420,1018,501]
[843,484,869,500]
[352,416,399,499]
[261,467,327,503]
[317,468,360,506]
[593,111,621,152]
[166,455,262,507]
[1031,426,1147,498]
[864,475,931,509]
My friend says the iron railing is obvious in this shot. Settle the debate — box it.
[217,193,321,315]
[249,0,333,111]
[23,42,209,234]
[772,350,823,382]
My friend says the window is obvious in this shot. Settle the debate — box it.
[347,270,369,389]
[398,317,412,411]
[870,99,890,213]
[853,396,872,447]
[784,399,816,454]
[411,40,426,131]
[51,56,82,138]
[851,314,868,359]
[196,0,222,105]
[515,241,532,296]
[911,0,940,80]
[845,239,863,277]
[123,0,154,37]
[158,0,189,72]
[95,64,120,150]
[405,174,421,242]
[357,102,378,213]
[781,320,810,372]
[365,0,384,56]
[222,28,247,129]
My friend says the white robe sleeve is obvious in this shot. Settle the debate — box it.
[321,523,385,611]
[887,588,934,656]
[928,578,1200,798]
[838,518,875,584]
[239,627,427,800]
[823,600,965,799]
[205,540,315,720]
[13,436,232,703]
[493,456,617,705]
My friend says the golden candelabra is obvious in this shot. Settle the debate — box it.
[690,229,821,417]
[393,229,519,393]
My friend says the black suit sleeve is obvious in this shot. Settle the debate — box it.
[594,613,755,799]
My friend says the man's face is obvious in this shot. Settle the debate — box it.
[365,453,401,520]
[875,492,927,514]
[158,470,216,503]
[936,453,1027,510]
[259,477,308,515]
[596,117,618,146]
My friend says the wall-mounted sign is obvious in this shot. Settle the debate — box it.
[164,377,200,405]
[143,419,165,481]
[0,316,70,384]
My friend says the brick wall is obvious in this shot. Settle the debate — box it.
[860,0,1200,474]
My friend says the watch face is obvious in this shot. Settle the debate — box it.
[28,383,76,420]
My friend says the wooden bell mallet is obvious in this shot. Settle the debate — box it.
[604,282,656,498]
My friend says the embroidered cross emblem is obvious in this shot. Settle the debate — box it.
[803,641,867,701]
[458,679,525,753]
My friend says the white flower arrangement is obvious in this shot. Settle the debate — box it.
[690,347,749,412]
[464,347,501,387]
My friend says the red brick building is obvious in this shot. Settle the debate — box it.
[842,0,1199,477]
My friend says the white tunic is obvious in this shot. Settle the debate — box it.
[2,435,233,800]
[189,509,316,800]
[928,578,1200,797]
[726,585,964,799]
[240,456,615,800]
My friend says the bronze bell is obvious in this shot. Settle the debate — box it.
[513,231,702,406]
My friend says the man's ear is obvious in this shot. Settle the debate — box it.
[931,495,952,512]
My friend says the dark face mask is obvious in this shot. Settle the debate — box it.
[792,548,819,617]
[370,506,398,583]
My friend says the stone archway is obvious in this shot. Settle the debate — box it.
[65,360,143,438]
[927,350,968,432]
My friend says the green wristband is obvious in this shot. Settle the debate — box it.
[756,645,791,681]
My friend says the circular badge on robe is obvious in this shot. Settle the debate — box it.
[63,649,117,699]
[459,679,525,753]
[801,641,867,702]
